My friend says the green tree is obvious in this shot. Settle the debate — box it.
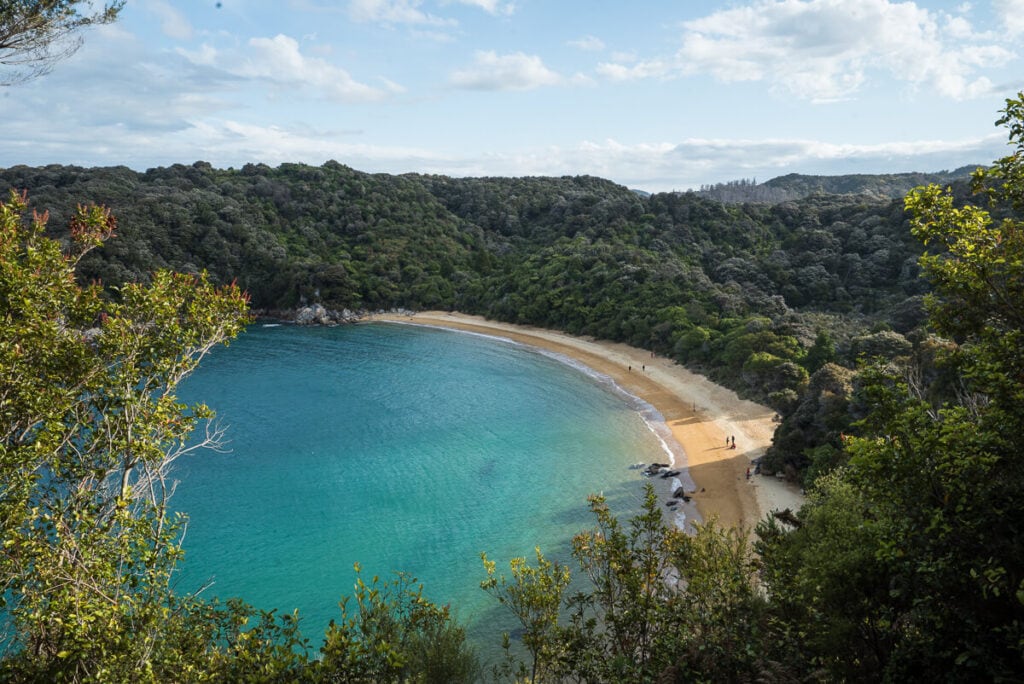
[0,1,123,84]
[481,548,570,683]
[758,92,1024,680]
[316,565,480,684]
[0,190,250,680]
[802,328,836,373]
[565,487,683,680]
[482,486,778,682]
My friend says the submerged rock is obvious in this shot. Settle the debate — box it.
[643,463,670,477]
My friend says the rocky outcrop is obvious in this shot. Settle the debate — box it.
[293,304,363,325]
[255,306,417,325]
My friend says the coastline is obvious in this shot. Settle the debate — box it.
[366,311,803,530]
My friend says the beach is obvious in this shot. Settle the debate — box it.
[367,311,803,530]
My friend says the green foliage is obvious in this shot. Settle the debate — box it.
[565,488,683,680]
[756,473,892,679]
[757,92,1024,681]
[481,548,570,683]
[0,190,250,680]
[318,565,479,684]
[482,486,782,682]
[802,329,836,373]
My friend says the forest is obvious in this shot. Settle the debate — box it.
[2,88,1023,680]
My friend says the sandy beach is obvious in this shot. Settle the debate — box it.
[367,311,803,530]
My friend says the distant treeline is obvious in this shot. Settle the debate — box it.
[0,162,966,481]
[696,167,977,204]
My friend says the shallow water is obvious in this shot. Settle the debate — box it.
[174,322,680,653]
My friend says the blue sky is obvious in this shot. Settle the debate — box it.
[3,0,1023,191]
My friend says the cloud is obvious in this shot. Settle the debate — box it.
[597,59,669,81]
[0,80,1006,193]
[447,0,516,15]
[449,51,563,90]
[995,0,1024,36]
[178,34,398,102]
[444,133,1005,191]
[597,0,1016,102]
[568,35,605,52]
[144,0,193,40]
[348,0,453,25]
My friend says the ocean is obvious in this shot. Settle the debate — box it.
[173,321,684,654]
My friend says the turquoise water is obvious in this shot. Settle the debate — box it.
[173,322,682,653]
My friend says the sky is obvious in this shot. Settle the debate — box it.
[2,0,1023,192]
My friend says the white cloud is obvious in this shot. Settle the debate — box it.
[995,0,1024,35]
[568,35,605,52]
[177,44,218,67]
[447,0,516,15]
[144,0,194,40]
[348,0,453,25]
[450,51,563,90]
[468,133,1005,191]
[177,34,397,102]
[597,59,669,81]
[0,80,1006,192]
[596,0,1016,102]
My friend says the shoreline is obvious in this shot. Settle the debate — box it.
[365,311,803,530]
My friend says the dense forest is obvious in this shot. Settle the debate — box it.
[3,92,1023,681]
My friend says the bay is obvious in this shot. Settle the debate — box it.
[173,322,674,651]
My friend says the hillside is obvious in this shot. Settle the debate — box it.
[696,166,977,203]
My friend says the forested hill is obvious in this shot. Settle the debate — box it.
[696,166,977,204]
[2,161,944,478]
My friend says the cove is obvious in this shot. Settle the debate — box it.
[173,322,674,648]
